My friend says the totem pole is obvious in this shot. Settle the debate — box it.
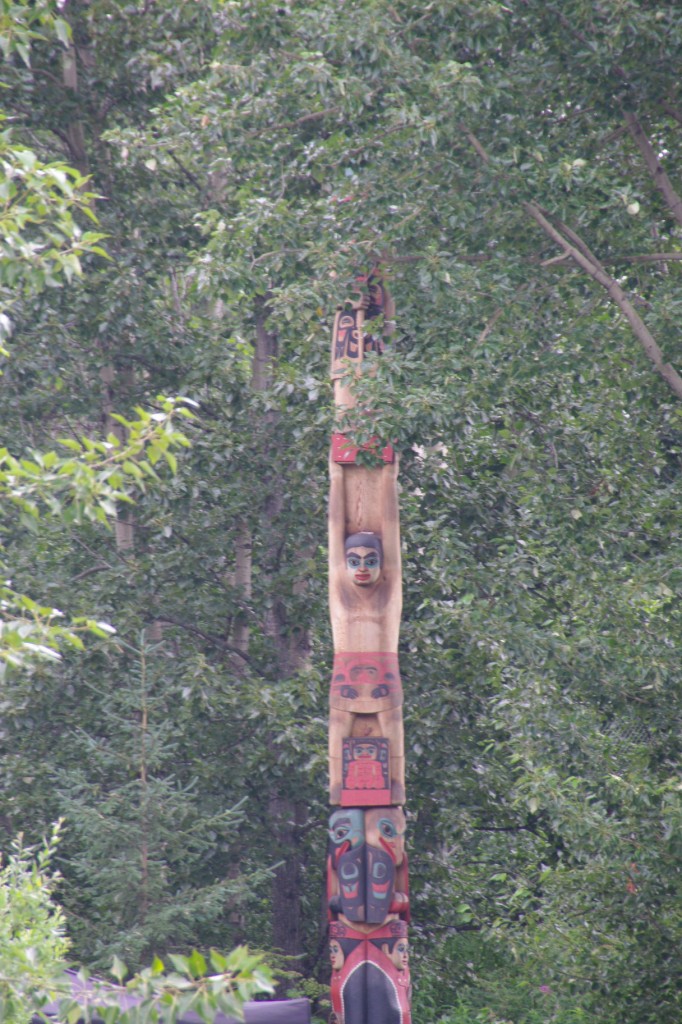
[327,271,411,1024]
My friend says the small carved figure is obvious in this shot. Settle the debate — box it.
[332,307,363,367]
[342,737,391,805]
[329,938,345,972]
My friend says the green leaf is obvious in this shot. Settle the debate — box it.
[110,955,128,983]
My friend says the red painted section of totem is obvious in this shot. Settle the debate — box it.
[341,737,391,806]
[331,432,395,465]
[330,652,402,713]
[329,920,411,1024]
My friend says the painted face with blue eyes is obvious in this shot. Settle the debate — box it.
[346,546,381,586]
[329,940,344,971]
[366,807,406,864]
[328,808,364,850]
[344,532,383,587]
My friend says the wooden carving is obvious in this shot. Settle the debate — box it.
[327,272,411,1024]
[329,920,411,1024]
[331,269,396,462]
[327,806,409,924]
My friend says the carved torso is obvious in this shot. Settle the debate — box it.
[330,572,402,653]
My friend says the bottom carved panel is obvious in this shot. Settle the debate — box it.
[329,919,411,1024]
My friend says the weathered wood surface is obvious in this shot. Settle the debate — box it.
[328,460,402,654]
[340,465,384,535]
[330,269,395,417]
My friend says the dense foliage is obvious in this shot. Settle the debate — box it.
[1,1,681,1022]
[0,825,273,1022]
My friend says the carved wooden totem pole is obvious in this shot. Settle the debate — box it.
[327,272,411,1024]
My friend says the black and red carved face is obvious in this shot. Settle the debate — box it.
[334,311,361,362]
[332,664,396,703]
[329,809,365,918]
[366,843,395,922]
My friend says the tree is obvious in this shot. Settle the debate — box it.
[0,824,274,1024]
[2,2,682,1022]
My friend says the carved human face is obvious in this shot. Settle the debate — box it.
[329,940,345,971]
[354,741,378,760]
[392,939,409,972]
[346,545,381,586]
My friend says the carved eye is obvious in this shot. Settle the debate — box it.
[340,862,360,881]
[371,684,389,698]
[330,823,350,843]
[347,555,361,568]
[340,686,358,699]
[378,818,397,840]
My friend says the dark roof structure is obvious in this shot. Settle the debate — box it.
[31,971,311,1024]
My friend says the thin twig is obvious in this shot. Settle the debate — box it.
[624,109,682,228]
[70,565,113,582]
[167,149,204,192]
[524,201,682,401]
[155,614,257,668]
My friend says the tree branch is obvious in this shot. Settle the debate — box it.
[477,307,503,345]
[624,110,682,228]
[659,99,682,128]
[166,149,204,192]
[523,201,682,401]
[245,88,383,140]
[460,124,490,164]
[607,252,682,264]
[155,614,258,668]
[472,824,530,832]
[70,564,114,582]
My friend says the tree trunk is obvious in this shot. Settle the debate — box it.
[60,0,91,174]
[252,300,309,957]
